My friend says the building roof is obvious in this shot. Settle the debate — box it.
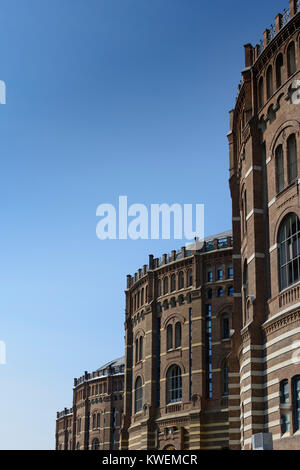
[96,356,125,373]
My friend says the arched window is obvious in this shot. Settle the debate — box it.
[228,286,234,297]
[222,360,229,396]
[139,336,143,361]
[92,414,96,429]
[266,66,273,99]
[276,54,284,88]
[97,413,100,428]
[166,365,182,404]
[222,315,230,339]
[293,376,300,431]
[175,322,182,348]
[276,145,284,193]
[218,287,224,298]
[188,270,193,286]
[92,438,100,450]
[280,379,289,404]
[171,274,176,292]
[135,377,143,413]
[164,277,169,295]
[157,279,162,297]
[287,42,296,77]
[258,77,264,108]
[179,271,184,289]
[278,213,300,290]
[167,324,173,351]
[287,134,297,184]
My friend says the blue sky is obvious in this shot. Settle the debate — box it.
[0,0,287,450]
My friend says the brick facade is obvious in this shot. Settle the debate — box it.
[228,0,300,451]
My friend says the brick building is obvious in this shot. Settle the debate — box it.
[120,232,234,450]
[56,357,124,450]
[228,0,300,450]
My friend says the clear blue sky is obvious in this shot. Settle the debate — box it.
[0,0,286,450]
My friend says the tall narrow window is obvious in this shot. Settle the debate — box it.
[156,317,161,407]
[188,270,193,286]
[141,288,144,305]
[171,274,176,292]
[222,360,229,396]
[167,324,173,351]
[135,377,143,413]
[287,134,297,184]
[205,305,213,398]
[217,267,223,280]
[287,42,296,77]
[218,287,224,298]
[228,286,234,297]
[293,376,300,431]
[228,265,234,279]
[207,269,213,282]
[276,54,284,88]
[222,316,230,339]
[258,77,264,108]
[135,339,138,364]
[157,279,162,297]
[164,277,169,294]
[278,214,300,290]
[179,271,184,289]
[280,379,289,404]
[97,413,100,428]
[267,66,273,99]
[175,322,182,348]
[166,365,182,403]
[139,336,143,361]
[92,414,96,429]
[276,145,284,192]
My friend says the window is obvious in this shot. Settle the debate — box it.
[287,134,297,184]
[207,269,213,282]
[287,42,296,77]
[178,295,184,305]
[171,274,176,292]
[167,324,173,351]
[258,77,264,108]
[188,270,193,286]
[222,360,229,396]
[139,336,143,362]
[276,145,284,193]
[92,438,100,450]
[205,305,213,398]
[266,66,273,99]
[76,442,80,451]
[92,414,96,429]
[175,322,182,348]
[135,339,138,364]
[135,377,143,413]
[207,289,213,299]
[170,297,176,308]
[164,277,169,295]
[281,414,291,434]
[141,288,144,305]
[280,380,289,404]
[97,413,100,428]
[276,54,283,88]
[166,365,182,404]
[278,213,300,290]
[179,272,184,289]
[228,286,234,297]
[157,279,162,296]
[217,268,223,281]
[222,316,230,339]
[218,287,224,298]
[228,266,234,279]
[293,376,300,431]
